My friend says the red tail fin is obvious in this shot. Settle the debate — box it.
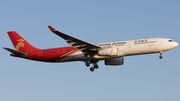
[7,31,38,52]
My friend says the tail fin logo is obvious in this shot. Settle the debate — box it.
[15,39,25,51]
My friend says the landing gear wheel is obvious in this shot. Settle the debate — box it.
[94,64,99,69]
[159,51,163,59]
[86,62,90,67]
[90,67,94,72]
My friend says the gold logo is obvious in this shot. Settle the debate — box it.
[110,49,113,53]
[15,39,25,51]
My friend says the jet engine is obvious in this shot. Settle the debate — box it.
[105,57,124,65]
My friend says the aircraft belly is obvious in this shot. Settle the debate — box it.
[56,54,88,62]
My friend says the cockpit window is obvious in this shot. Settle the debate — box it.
[169,40,173,42]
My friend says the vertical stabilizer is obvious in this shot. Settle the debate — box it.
[7,31,38,52]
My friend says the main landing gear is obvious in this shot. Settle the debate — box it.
[159,51,163,59]
[85,60,99,72]
[84,51,99,72]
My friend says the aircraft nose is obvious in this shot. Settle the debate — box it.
[174,42,178,47]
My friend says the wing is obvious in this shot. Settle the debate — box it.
[48,26,101,51]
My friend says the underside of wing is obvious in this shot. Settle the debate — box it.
[48,26,101,52]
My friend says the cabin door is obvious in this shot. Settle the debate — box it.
[38,50,42,56]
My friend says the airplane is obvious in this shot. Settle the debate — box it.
[3,26,178,72]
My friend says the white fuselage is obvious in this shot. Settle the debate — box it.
[58,38,178,62]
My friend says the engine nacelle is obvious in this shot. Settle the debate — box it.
[98,48,118,56]
[105,57,124,65]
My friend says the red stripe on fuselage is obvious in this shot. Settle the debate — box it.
[48,48,79,62]
[22,46,79,62]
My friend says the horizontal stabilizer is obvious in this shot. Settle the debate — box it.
[3,47,27,57]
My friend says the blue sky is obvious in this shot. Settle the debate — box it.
[0,0,180,101]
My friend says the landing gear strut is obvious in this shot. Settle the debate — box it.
[84,52,99,72]
[86,61,99,72]
[159,51,163,59]
[85,59,99,72]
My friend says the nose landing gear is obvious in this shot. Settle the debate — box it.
[159,51,163,59]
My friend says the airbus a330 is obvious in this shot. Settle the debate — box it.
[3,26,178,72]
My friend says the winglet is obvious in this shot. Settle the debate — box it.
[48,25,56,31]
